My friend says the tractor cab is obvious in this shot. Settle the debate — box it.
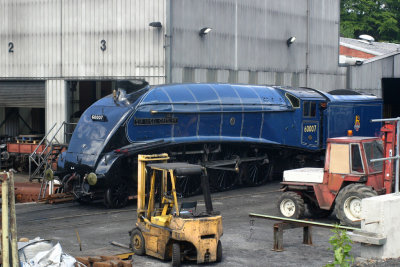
[130,154,223,266]
[325,136,384,185]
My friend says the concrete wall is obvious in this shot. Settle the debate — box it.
[360,194,400,259]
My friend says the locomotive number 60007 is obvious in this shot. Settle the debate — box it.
[304,124,317,133]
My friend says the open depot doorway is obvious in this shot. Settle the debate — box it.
[382,78,400,118]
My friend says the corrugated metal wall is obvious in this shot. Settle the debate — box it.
[1,0,347,91]
[46,80,67,142]
[348,53,400,97]
[0,0,61,78]
[170,0,345,91]
[0,0,166,84]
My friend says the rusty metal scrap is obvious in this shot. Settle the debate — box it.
[41,193,74,204]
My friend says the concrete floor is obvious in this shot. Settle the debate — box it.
[14,182,400,266]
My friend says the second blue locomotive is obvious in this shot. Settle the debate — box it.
[56,83,382,207]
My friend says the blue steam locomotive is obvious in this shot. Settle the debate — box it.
[56,83,382,207]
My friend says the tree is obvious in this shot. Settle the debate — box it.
[341,0,400,43]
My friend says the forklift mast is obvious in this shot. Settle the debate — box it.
[137,154,169,221]
[381,122,397,194]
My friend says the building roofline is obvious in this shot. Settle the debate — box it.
[340,42,383,56]
[362,50,400,64]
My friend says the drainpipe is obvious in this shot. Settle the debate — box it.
[165,0,172,84]
[234,0,238,71]
[306,0,310,87]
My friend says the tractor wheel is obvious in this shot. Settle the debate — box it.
[172,243,181,267]
[277,191,305,219]
[334,184,377,227]
[130,229,145,255]
[216,240,222,262]
[104,179,129,208]
[307,201,332,218]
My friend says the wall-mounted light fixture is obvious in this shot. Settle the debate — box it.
[149,22,163,28]
[286,36,296,47]
[199,27,212,36]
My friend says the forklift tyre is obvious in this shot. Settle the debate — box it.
[216,240,222,262]
[277,191,305,219]
[130,229,145,256]
[172,243,181,267]
[335,184,377,227]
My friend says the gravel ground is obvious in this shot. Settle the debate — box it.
[12,180,400,267]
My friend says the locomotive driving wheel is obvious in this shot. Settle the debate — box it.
[241,158,273,186]
[209,149,238,192]
[173,154,202,197]
[175,175,201,197]
[104,179,129,208]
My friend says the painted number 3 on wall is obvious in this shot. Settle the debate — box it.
[100,40,106,51]
[304,125,317,132]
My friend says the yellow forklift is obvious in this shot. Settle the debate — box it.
[129,154,223,266]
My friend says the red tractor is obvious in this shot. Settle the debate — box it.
[277,121,397,227]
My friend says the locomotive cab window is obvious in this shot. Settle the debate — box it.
[303,101,316,117]
[285,93,300,108]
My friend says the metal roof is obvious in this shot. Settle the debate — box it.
[340,37,400,56]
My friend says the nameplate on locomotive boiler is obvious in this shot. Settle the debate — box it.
[134,117,178,125]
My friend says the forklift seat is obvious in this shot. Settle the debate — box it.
[180,201,197,217]
[181,201,197,211]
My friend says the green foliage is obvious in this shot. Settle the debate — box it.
[341,0,400,43]
[325,225,354,267]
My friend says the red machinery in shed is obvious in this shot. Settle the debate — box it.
[277,119,398,227]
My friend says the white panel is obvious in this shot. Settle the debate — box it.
[171,68,184,83]
[194,69,207,83]
[46,80,67,142]
[283,168,324,183]
[257,72,275,85]
[238,71,249,84]
[217,70,229,83]
[394,55,400,77]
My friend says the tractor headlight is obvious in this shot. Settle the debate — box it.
[87,172,98,186]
